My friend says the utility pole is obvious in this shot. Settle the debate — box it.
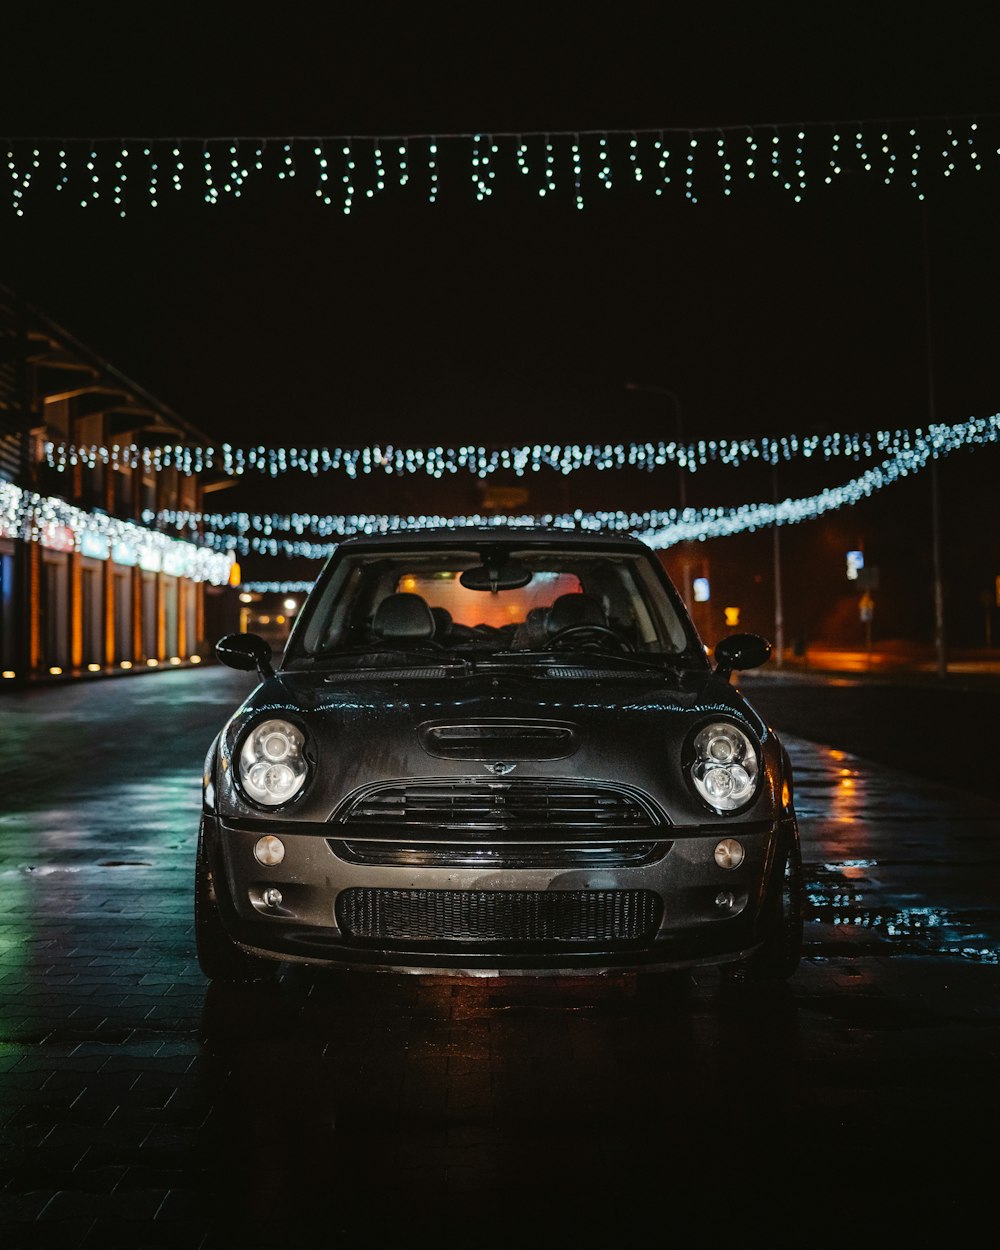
[921,202,947,679]
[12,291,32,687]
[624,382,693,609]
[771,461,784,667]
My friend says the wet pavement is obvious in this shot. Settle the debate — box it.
[740,662,1000,800]
[2,667,1000,1246]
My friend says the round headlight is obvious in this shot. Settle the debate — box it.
[239,719,308,806]
[690,721,759,812]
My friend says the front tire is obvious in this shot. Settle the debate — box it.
[195,819,277,984]
[727,822,805,982]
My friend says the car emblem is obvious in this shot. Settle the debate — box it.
[485,761,516,775]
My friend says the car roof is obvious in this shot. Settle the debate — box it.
[334,526,654,553]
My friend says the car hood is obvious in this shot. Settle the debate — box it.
[214,664,777,825]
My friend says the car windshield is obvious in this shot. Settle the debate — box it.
[283,542,702,669]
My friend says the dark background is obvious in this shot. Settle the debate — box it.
[2,3,998,645]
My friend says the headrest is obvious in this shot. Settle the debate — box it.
[429,605,453,638]
[517,605,550,647]
[546,593,607,635]
[372,592,436,641]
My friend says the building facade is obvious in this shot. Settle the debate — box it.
[0,284,234,686]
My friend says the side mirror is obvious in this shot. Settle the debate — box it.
[714,632,772,679]
[215,633,275,680]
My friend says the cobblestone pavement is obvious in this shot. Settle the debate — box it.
[1,669,999,1247]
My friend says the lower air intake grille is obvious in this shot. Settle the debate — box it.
[336,888,662,945]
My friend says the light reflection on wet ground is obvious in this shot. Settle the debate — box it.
[786,738,1000,964]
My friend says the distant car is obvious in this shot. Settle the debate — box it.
[196,527,803,984]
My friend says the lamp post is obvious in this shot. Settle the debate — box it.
[921,202,947,679]
[624,382,694,609]
[771,460,784,668]
[12,291,32,687]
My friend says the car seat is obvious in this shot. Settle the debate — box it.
[512,605,551,648]
[372,592,436,643]
[545,593,609,638]
[429,605,454,643]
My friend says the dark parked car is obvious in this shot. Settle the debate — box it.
[196,527,803,983]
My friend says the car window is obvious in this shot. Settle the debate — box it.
[400,569,581,630]
[285,545,694,662]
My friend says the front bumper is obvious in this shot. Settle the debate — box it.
[201,812,790,974]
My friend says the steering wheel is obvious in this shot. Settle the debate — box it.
[542,624,632,652]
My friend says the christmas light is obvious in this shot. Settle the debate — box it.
[3,116,997,216]
[0,482,233,584]
[239,581,316,594]
[132,422,975,558]
[42,412,1000,480]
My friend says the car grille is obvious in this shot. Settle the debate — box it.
[332,840,668,869]
[336,888,662,945]
[338,778,657,829]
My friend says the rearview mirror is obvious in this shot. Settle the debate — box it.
[459,560,533,593]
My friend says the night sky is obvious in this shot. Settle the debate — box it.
[2,4,998,644]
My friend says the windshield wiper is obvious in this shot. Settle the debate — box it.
[308,646,465,668]
[489,649,691,673]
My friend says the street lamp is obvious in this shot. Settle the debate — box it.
[624,382,693,608]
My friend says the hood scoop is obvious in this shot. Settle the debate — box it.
[419,720,577,760]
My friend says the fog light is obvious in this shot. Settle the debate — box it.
[254,835,285,866]
[715,890,737,911]
[714,838,744,869]
[262,887,283,908]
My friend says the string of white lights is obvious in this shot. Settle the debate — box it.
[240,581,316,594]
[12,415,992,570]
[41,412,1000,480]
[0,481,234,584]
[4,117,997,216]
[159,434,944,558]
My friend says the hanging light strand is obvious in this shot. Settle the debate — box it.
[0,481,233,582]
[14,423,990,564]
[42,411,1000,479]
[138,427,968,556]
[3,116,997,215]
